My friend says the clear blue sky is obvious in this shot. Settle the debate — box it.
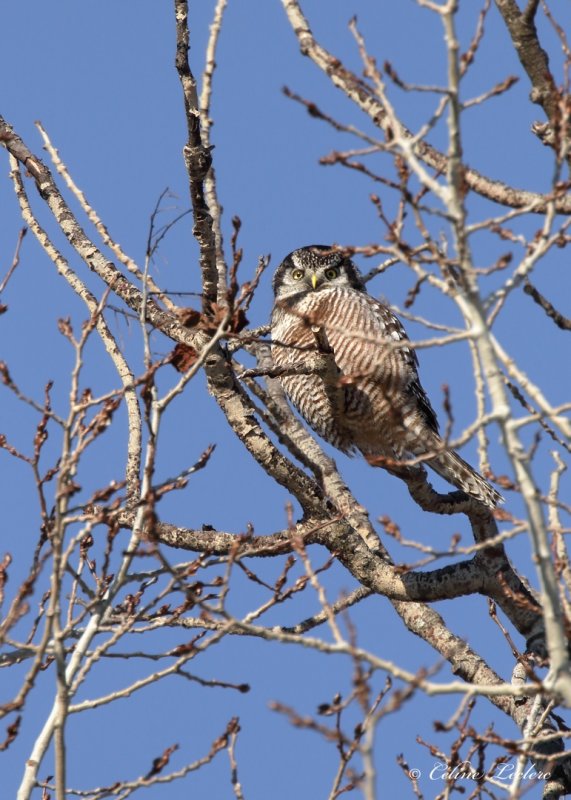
[1,2,569,798]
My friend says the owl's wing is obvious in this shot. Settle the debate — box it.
[360,294,441,436]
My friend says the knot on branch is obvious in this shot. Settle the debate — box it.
[183,144,213,181]
[531,120,558,148]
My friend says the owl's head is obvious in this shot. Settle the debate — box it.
[272,245,365,299]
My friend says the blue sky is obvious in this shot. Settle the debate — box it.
[1,2,570,798]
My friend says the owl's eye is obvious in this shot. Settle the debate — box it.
[324,267,339,280]
[291,269,304,281]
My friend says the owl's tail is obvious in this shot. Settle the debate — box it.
[427,449,503,509]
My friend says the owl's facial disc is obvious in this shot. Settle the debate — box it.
[289,251,344,292]
[272,245,365,298]
[289,267,337,291]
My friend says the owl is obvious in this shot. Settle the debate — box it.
[271,245,502,509]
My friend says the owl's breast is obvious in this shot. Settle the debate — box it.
[271,299,357,451]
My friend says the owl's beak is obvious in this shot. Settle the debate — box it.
[310,273,318,290]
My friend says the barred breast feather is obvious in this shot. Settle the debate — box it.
[271,283,502,509]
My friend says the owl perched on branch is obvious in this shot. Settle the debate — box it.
[271,245,502,509]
